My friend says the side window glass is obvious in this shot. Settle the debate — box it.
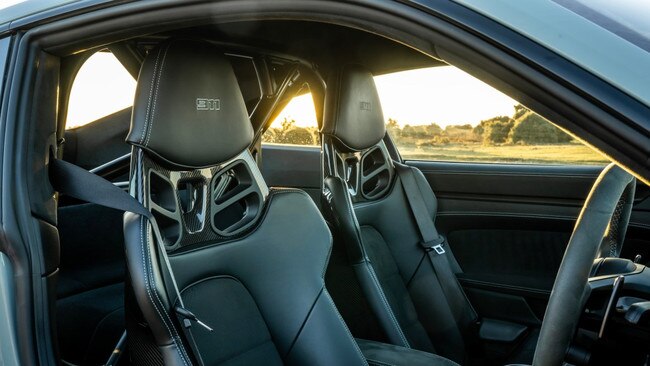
[262,87,319,146]
[376,66,608,165]
[66,50,136,129]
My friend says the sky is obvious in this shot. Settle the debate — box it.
[67,52,518,130]
[272,66,518,129]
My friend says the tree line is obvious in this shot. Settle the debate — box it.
[263,118,320,145]
[263,104,572,146]
[388,104,572,146]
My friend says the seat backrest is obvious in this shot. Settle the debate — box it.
[320,65,473,363]
[123,39,367,366]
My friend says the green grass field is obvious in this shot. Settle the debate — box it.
[397,142,609,165]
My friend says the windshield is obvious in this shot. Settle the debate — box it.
[454,0,650,108]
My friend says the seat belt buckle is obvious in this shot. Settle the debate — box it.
[422,236,446,255]
[431,244,446,255]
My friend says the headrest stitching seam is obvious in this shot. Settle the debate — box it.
[141,46,164,145]
[333,68,343,137]
[146,41,173,148]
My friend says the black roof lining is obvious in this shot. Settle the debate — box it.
[65,19,445,79]
[169,20,444,76]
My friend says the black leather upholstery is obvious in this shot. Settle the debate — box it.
[353,171,472,362]
[123,40,369,365]
[124,188,368,365]
[322,65,478,364]
[126,39,253,169]
[321,65,386,151]
[357,339,459,366]
[324,176,435,351]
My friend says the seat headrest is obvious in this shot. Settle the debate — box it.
[321,65,386,151]
[127,39,253,168]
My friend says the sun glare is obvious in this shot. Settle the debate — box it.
[67,55,516,132]
[270,93,318,128]
[270,66,518,130]
[374,66,517,128]
[66,52,136,129]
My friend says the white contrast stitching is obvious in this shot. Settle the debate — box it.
[145,42,172,147]
[334,177,364,253]
[139,218,190,366]
[323,289,368,365]
[334,176,410,348]
[141,47,163,145]
[145,220,193,366]
[138,160,192,366]
[367,265,411,348]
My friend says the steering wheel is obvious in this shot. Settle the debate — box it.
[533,163,636,366]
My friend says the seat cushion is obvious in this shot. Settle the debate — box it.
[181,276,283,366]
[359,226,435,352]
[56,283,124,365]
[357,339,459,366]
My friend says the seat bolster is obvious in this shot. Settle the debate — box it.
[124,212,192,366]
[286,289,367,365]
[324,175,365,263]
[356,339,459,366]
[353,262,411,349]
[159,344,191,366]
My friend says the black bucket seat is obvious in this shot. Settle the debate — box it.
[321,65,481,364]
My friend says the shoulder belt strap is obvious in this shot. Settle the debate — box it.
[50,159,213,335]
[394,163,478,324]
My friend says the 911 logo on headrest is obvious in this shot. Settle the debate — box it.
[196,98,221,111]
[360,101,372,111]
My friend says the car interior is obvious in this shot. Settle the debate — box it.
[7,6,650,366]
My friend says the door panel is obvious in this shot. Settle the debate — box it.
[261,144,321,207]
[407,160,650,326]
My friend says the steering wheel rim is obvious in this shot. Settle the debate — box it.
[533,163,635,366]
[597,178,635,259]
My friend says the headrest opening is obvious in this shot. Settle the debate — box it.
[139,149,268,250]
[321,65,386,152]
[359,145,393,199]
[127,39,253,169]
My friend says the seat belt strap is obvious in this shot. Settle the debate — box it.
[105,330,127,366]
[393,164,444,251]
[50,159,213,335]
[394,163,477,323]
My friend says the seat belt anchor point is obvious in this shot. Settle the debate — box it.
[175,306,214,332]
